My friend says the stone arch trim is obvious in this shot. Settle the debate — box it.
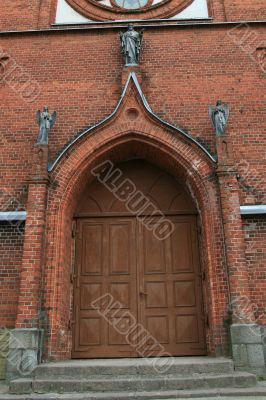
[48,72,215,172]
[44,128,229,359]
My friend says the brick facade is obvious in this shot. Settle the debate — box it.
[0,223,24,328]
[0,0,265,370]
[244,217,266,325]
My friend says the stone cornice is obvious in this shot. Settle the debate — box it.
[0,19,265,35]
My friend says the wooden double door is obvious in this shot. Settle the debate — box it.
[72,215,206,358]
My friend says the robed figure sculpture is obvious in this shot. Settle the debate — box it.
[120,24,144,66]
[36,106,57,144]
[208,100,229,136]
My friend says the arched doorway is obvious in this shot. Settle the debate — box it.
[72,159,206,358]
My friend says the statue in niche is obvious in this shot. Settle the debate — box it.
[208,100,229,136]
[36,106,57,144]
[120,24,144,66]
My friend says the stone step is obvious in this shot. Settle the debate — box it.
[2,385,266,400]
[9,372,257,394]
[33,357,234,379]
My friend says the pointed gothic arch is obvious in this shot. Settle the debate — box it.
[43,74,229,359]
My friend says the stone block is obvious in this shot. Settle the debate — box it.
[247,344,265,368]
[6,329,43,381]
[231,324,262,345]
[0,330,10,343]
[9,378,32,394]
[6,349,23,374]
[0,330,10,357]
[7,348,38,378]
[231,324,266,376]
[20,350,38,375]
[232,344,248,367]
[0,358,7,380]
[9,329,40,350]
[6,349,31,381]
[0,330,9,380]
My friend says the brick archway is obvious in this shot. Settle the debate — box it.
[44,128,229,360]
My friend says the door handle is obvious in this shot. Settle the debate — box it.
[139,289,147,296]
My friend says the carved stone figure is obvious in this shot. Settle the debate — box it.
[208,100,229,136]
[120,24,144,66]
[36,106,57,144]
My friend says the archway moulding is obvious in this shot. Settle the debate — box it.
[43,73,229,359]
[48,71,217,216]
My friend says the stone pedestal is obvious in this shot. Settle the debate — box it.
[231,324,266,376]
[122,65,143,86]
[6,329,43,381]
[0,329,10,380]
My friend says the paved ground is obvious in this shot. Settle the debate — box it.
[169,396,266,400]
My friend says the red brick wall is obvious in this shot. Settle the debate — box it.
[243,216,266,325]
[0,26,265,207]
[0,222,24,328]
[224,0,266,21]
[0,1,40,31]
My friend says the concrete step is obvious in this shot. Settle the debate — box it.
[9,372,257,394]
[2,385,266,399]
[33,357,235,379]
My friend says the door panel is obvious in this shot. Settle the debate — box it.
[170,222,193,272]
[72,216,206,358]
[109,223,131,275]
[72,218,137,358]
[138,216,206,356]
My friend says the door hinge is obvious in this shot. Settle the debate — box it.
[70,272,77,283]
[198,270,206,281]
[72,220,77,238]
[202,270,206,281]
[68,319,76,330]
[202,314,209,328]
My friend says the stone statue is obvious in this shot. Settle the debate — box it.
[120,24,144,66]
[36,106,57,144]
[208,100,229,136]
